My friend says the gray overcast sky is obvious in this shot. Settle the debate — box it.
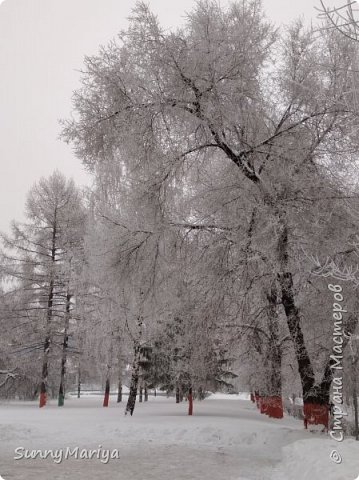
[0,0,338,231]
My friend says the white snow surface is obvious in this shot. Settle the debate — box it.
[0,393,357,479]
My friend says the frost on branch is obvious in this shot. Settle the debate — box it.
[309,254,359,285]
[317,1,359,42]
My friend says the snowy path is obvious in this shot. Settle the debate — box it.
[0,395,358,479]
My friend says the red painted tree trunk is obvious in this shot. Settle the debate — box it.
[39,389,46,408]
[103,379,110,407]
[39,335,50,408]
[267,396,283,419]
[303,403,329,430]
[260,396,267,414]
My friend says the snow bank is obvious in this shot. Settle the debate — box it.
[272,437,359,480]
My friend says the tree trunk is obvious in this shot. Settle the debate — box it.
[117,352,122,403]
[40,278,55,408]
[350,356,359,441]
[103,378,110,407]
[39,216,57,408]
[58,291,71,407]
[277,214,359,406]
[125,344,141,416]
[117,380,122,403]
[277,224,316,403]
[58,338,67,407]
[176,385,180,403]
[39,335,51,408]
[267,285,282,393]
[103,326,115,407]
[144,384,148,402]
[125,313,143,416]
[265,283,283,419]
[353,382,359,441]
[139,385,143,403]
[188,387,193,416]
[77,364,81,398]
[276,217,329,427]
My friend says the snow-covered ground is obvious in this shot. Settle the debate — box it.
[0,394,358,480]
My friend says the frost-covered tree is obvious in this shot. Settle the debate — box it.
[0,171,85,407]
[317,1,359,42]
[63,0,359,422]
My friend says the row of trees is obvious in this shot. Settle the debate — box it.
[1,0,359,426]
[0,169,236,413]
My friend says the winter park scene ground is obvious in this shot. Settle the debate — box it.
[0,392,358,480]
[2,0,359,479]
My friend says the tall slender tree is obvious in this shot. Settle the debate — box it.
[1,171,85,407]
